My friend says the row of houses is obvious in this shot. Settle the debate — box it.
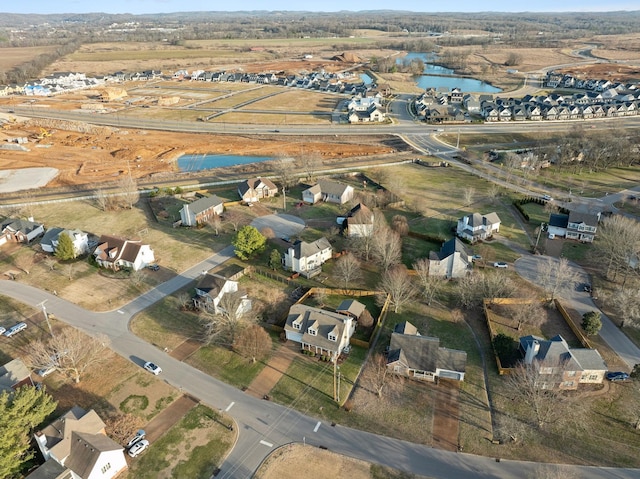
[0,72,105,97]
[544,71,640,93]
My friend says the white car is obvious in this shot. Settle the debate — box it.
[143,362,162,375]
[126,430,146,448]
[493,262,508,268]
[127,439,149,457]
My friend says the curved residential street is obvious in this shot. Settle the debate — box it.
[1,249,640,478]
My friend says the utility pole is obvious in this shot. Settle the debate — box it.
[37,300,54,338]
[282,187,287,211]
[333,357,341,403]
[456,128,460,150]
[534,222,546,252]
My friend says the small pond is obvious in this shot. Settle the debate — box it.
[177,154,274,172]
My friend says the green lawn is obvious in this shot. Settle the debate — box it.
[186,346,266,389]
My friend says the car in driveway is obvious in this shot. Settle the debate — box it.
[143,361,162,375]
[472,254,482,262]
[493,262,508,268]
[583,284,592,294]
[3,322,27,337]
[606,371,629,381]
[127,439,150,457]
[126,429,146,448]
[0,327,5,335]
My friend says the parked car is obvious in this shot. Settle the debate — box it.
[127,439,150,457]
[0,327,5,335]
[126,430,146,448]
[493,262,508,268]
[583,284,592,294]
[147,264,160,271]
[3,322,27,337]
[472,254,482,262]
[143,361,162,375]
[37,365,57,378]
[606,371,629,381]
[542,194,553,201]
[548,233,555,240]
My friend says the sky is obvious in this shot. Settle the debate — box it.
[4,0,638,15]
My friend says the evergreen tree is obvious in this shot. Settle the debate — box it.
[0,386,57,478]
[233,226,266,260]
[582,311,602,336]
[54,232,75,260]
[268,249,281,270]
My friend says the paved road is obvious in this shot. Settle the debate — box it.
[515,255,640,368]
[2,256,640,478]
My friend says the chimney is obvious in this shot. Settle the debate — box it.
[524,340,540,364]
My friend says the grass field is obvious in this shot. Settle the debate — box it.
[0,46,58,70]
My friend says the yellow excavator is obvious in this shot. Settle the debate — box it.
[36,127,52,140]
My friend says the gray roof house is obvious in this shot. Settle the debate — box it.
[344,203,374,237]
[179,195,224,227]
[456,212,501,243]
[1,217,45,245]
[0,358,33,392]
[33,406,127,479]
[284,304,357,359]
[387,321,467,382]
[336,299,366,319]
[519,334,607,390]
[284,238,332,277]
[302,180,354,205]
[40,228,89,257]
[193,273,251,316]
[428,237,472,278]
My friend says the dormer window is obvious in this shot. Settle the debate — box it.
[328,332,337,342]
[293,321,301,330]
[308,328,317,336]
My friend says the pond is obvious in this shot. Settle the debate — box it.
[177,154,274,172]
[398,52,501,93]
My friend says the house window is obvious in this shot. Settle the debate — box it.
[328,333,336,342]
[293,322,301,330]
[563,381,575,388]
[567,371,576,377]
[101,463,111,474]
[308,328,317,336]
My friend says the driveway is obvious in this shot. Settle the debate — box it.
[514,255,640,368]
[250,213,305,239]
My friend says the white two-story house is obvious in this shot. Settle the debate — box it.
[284,238,332,277]
[456,212,501,243]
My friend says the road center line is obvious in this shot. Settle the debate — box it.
[259,440,273,448]
[225,401,235,412]
[313,421,321,432]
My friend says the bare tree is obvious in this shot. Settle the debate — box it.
[129,269,147,288]
[593,215,640,284]
[505,359,570,429]
[391,215,409,237]
[94,189,113,211]
[200,291,254,346]
[333,253,362,291]
[378,265,415,313]
[65,263,74,281]
[361,353,396,398]
[233,324,272,363]
[104,413,143,444]
[28,328,110,384]
[299,151,320,182]
[487,184,501,204]
[208,214,222,236]
[612,288,640,328]
[43,256,57,271]
[463,186,475,206]
[224,209,243,233]
[13,252,34,274]
[118,174,139,209]
[273,157,296,192]
[413,258,444,305]
[512,297,544,331]
[536,257,578,303]
[372,227,402,271]
[177,291,192,311]
[456,270,513,309]
[358,309,375,328]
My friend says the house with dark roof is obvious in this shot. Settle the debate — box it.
[456,212,501,243]
[0,217,45,245]
[33,406,127,479]
[547,213,570,238]
[386,321,467,382]
[193,273,251,316]
[237,177,278,203]
[343,203,375,237]
[93,235,154,271]
[179,195,224,226]
[519,334,607,390]
[284,304,356,358]
[0,358,33,392]
[302,180,354,205]
[40,228,89,257]
[428,237,472,279]
[547,210,600,242]
[336,299,366,319]
[284,238,332,277]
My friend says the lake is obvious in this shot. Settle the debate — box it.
[399,52,501,93]
[177,154,274,172]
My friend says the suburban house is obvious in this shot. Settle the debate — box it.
[284,238,332,277]
[40,228,89,257]
[546,210,600,242]
[302,180,354,205]
[33,406,127,479]
[0,358,33,392]
[336,299,366,320]
[428,237,472,278]
[456,212,501,243]
[179,195,225,227]
[93,235,155,271]
[0,217,45,245]
[237,177,278,203]
[283,304,357,358]
[192,273,251,316]
[343,203,375,237]
[519,334,607,390]
[386,321,467,382]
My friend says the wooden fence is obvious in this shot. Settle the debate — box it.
[554,299,593,349]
